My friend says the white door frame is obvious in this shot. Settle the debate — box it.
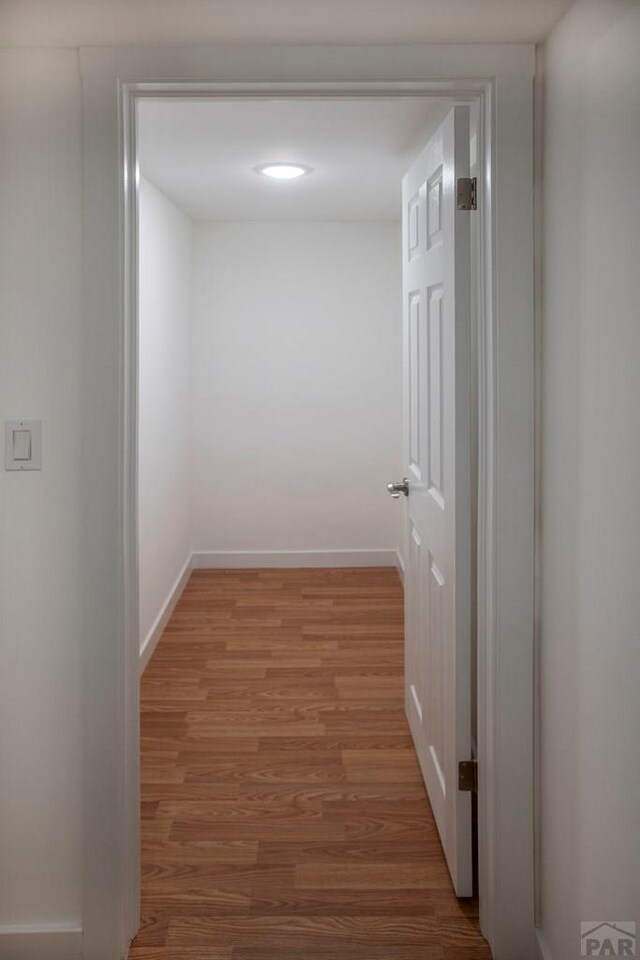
[80,43,535,960]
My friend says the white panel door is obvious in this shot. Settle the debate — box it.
[401,105,472,896]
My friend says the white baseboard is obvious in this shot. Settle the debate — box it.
[535,927,554,960]
[139,553,193,673]
[395,550,405,585]
[191,549,397,569]
[0,925,82,960]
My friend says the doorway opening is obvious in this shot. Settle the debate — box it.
[132,94,482,956]
[90,61,536,958]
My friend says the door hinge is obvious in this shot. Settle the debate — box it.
[456,177,477,211]
[458,759,478,792]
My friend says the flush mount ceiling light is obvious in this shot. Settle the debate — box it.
[255,163,312,180]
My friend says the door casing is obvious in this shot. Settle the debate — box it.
[79,43,535,960]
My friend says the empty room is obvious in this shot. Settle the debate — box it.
[133,95,485,957]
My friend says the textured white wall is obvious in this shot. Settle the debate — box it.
[190,221,402,556]
[539,2,640,956]
[138,178,193,649]
[0,50,82,928]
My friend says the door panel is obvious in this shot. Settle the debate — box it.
[402,105,473,897]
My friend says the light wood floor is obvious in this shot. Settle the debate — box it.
[129,567,490,960]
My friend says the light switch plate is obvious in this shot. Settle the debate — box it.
[4,420,42,471]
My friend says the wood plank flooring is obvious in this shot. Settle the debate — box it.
[129,568,491,960]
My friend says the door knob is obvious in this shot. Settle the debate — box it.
[387,478,409,498]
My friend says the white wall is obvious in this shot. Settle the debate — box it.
[138,177,193,650]
[0,49,82,933]
[191,221,402,558]
[12,21,640,955]
[0,0,572,47]
[538,1,640,956]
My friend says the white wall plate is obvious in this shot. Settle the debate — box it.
[4,420,42,471]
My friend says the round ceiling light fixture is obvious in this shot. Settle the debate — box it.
[255,163,312,180]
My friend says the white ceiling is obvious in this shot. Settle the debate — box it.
[138,99,447,222]
[0,0,572,46]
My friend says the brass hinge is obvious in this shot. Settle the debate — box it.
[458,759,478,792]
[456,177,477,211]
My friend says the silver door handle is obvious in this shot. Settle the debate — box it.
[387,478,409,498]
